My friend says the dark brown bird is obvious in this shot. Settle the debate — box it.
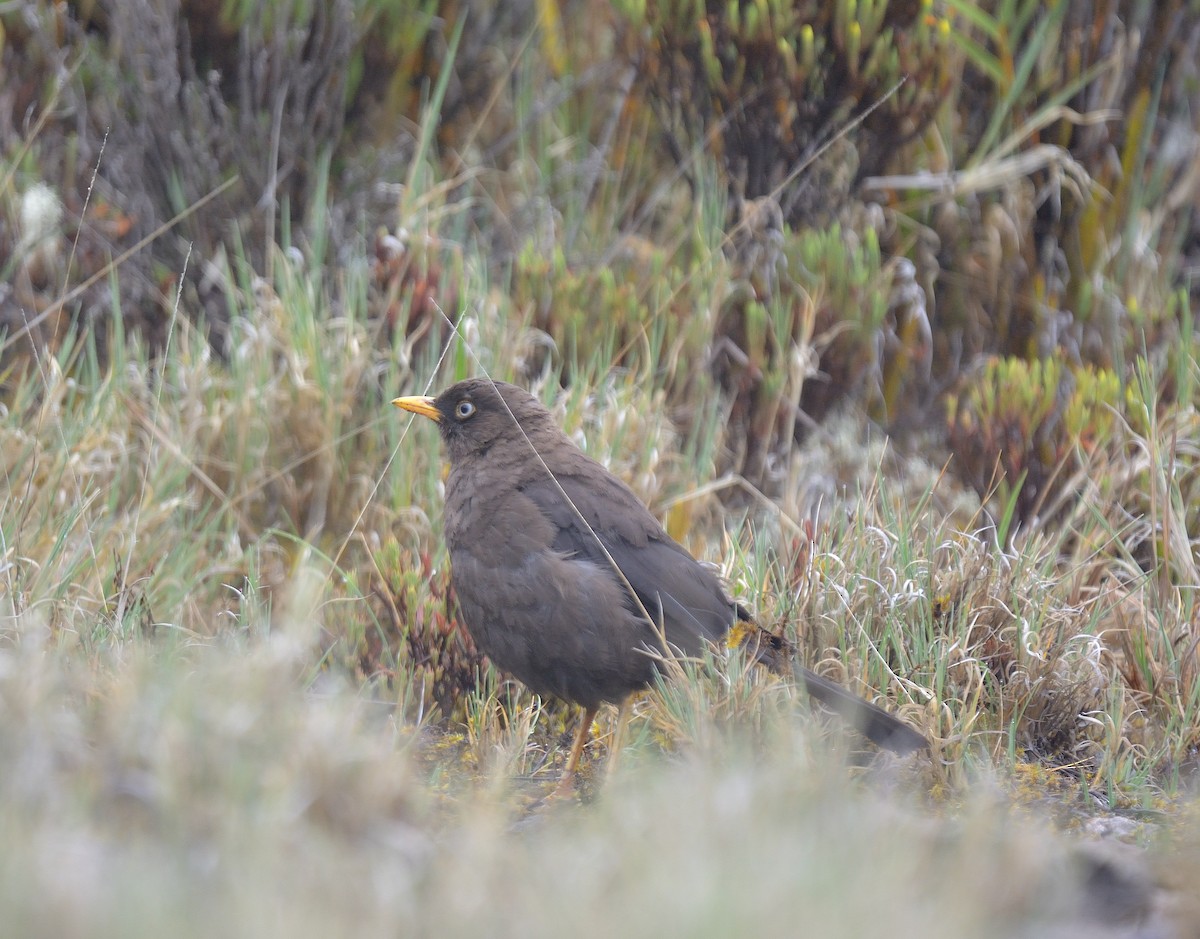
[394,378,927,794]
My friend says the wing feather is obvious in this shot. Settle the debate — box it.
[518,469,733,653]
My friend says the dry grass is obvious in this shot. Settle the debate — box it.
[2,207,1198,933]
[1,209,1198,918]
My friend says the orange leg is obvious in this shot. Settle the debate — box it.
[552,704,597,798]
[606,697,631,780]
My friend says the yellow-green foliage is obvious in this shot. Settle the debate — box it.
[1063,364,1121,447]
[791,224,888,335]
[946,356,1123,526]
[614,0,955,220]
[509,237,711,389]
[787,223,921,425]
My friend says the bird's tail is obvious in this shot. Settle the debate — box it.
[730,609,929,756]
[793,662,929,755]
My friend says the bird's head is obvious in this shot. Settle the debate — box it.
[392,378,556,463]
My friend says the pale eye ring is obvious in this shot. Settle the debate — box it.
[455,400,476,420]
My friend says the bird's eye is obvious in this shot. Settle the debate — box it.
[455,400,476,420]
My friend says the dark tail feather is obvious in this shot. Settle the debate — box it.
[794,664,929,756]
[733,606,928,755]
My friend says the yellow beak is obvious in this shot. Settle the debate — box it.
[392,395,441,422]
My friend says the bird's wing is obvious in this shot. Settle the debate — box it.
[518,468,733,651]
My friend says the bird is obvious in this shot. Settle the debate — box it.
[394,378,928,795]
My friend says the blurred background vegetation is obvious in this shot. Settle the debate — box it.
[2,0,1200,933]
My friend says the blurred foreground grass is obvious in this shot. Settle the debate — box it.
[3,608,1199,938]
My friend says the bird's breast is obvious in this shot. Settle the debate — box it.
[443,470,557,566]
